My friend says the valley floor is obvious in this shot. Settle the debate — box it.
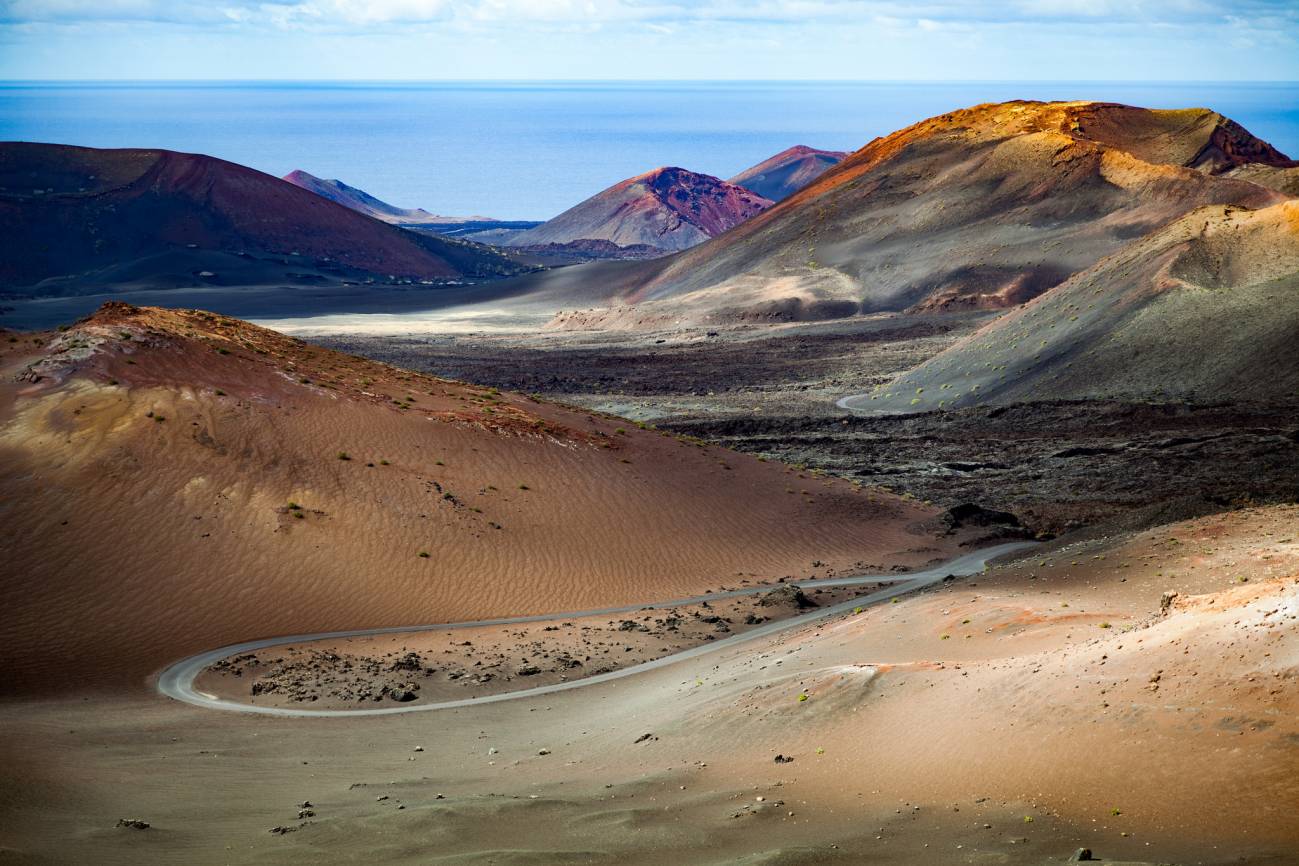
[4,308,1297,864]
[308,316,1299,536]
[3,504,1297,865]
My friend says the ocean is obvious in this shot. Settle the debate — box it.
[2,80,1296,221]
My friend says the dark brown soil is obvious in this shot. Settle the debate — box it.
[668,400,1299,536]
[311,318,1299,538]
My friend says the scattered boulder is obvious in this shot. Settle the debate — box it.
[773,754,794,764]
[116,818,150,830]
[758,584,818,610]
[388,686,418,702]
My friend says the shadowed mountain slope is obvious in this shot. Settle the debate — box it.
[857,199,1299,411]
[728,145,849,201]
[508,166,772,253]
[0,143,526,295]
[282,169,490,225]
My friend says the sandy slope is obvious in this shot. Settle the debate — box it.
[0,303,961,694]
[860,198,1299,410]
[1,503,1293,864]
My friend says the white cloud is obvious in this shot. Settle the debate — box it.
[5,0,1297,29]
[1,0,1295,79]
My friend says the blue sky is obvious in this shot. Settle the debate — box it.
[2,0,1297,80]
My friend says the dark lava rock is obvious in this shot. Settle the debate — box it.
[389,652,423,672]
[942,502,1021,530]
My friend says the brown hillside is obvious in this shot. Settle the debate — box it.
[0,143,524,294]
[0,303,960,693]
[860,199,1299,411]
[545,101,1292,328]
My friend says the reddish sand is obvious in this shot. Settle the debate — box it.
[0,303,962,694]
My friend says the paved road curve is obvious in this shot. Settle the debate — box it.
[835,392,876,412]
[157,541,1037,718]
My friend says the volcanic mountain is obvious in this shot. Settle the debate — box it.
[544,101,1294,326]
[0,302,957,692]
[728,145,848,201]
[0,143,526,295]
[858,198,1299,411]
[281,169,490,226]
[508,166,773,253]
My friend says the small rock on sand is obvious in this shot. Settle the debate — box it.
[758,585,818,610]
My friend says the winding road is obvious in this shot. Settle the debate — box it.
[157,541,1037,717]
